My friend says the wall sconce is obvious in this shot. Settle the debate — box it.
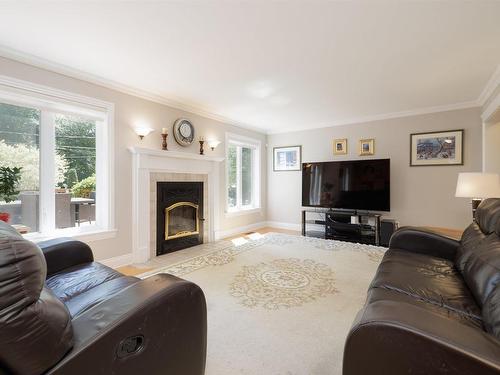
[207,140,221,151]
[134,126,154,140]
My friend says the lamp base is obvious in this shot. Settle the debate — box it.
[471,198,482,221]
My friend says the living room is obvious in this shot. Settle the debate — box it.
[1,2,500,375]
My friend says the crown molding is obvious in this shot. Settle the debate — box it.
[0,44,493,136]
[478,63,500,106]
[0,45,267,134]
[266,100,480,134]
[481,90,500,123]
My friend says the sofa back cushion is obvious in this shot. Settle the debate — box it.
[456,198,500,272]
[0,222,73,374]
[476,199,500,234]
[461,233,500,307]
[481,219,500,339]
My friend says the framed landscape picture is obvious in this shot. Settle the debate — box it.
[410,129,463,166]
[358,139,375,156]
[273,145,302,171]
[333,138,347,155]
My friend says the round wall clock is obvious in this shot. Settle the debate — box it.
[173,118,195,147]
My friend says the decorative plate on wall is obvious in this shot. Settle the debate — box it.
[173,118,195,147]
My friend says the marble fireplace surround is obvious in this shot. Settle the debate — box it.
[129,147,224,263]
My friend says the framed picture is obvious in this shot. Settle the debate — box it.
[410,129,463,166]
[273,145,302,171]
[333,138,347,155]
[359,139,375,156]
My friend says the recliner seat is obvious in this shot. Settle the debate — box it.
[0,222,207,375]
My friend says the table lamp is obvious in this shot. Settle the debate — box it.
[455,172,500,218]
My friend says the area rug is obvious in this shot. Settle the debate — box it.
[140,233,386,375]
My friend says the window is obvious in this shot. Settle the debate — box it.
[0,103,40,233]
[0,76,114,239]
[226,133,260,213]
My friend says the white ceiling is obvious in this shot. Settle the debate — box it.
[0,1,499,133]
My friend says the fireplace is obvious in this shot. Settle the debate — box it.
[156,182,203,255]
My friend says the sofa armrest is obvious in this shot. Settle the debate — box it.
[388,226,460,260]
[344,301,500,375]
[46,273,207,375]
[37,238,94,276]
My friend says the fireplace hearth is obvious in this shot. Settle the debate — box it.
[156,182,203,255]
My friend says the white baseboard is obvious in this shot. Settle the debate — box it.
[214,221,268,240]
[265,221,301,231]
[215,220,302,240]
[99,253,134,269]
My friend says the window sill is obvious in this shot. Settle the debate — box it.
[225,207,261,218]
[24,227,117,243]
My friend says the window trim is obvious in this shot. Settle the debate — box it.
[0,74,115,240]
[225,132,261,216]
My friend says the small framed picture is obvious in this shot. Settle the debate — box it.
[359,139,375,156]
[333,139,347,155]
[410,129,463,166]
[273,145,302,171]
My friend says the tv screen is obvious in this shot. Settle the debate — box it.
[302,159,390,211]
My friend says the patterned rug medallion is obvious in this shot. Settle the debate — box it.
[230,258,338,310]
[139,233,385,375]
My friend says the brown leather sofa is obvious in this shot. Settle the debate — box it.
[343,198,500,375]
[0,222,207,375]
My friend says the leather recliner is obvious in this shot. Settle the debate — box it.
[0,221,207,375]
[343,198,500,375]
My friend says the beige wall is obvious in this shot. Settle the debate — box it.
[0,55,489,260]
[267,107,483,230]
[484,122,500,173]
[0,57,267,260]
[482,79,500,174]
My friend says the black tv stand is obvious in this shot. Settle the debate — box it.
[301,209,381,246]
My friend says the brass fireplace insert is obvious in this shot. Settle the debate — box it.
[164,201,200,240]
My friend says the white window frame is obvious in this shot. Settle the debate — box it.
[225,132,261,216]
[0,75,116,241]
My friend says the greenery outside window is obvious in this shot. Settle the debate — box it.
[0,76,114,239]
[226,133,261,214]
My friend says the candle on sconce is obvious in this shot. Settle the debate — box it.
[161,129,168,151]
[199,137,205,155]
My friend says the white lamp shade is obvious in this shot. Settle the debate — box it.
[455,173,500,198]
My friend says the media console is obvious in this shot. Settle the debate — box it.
[301,209,381,246]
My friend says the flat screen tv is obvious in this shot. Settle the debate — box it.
[302,159,390,211]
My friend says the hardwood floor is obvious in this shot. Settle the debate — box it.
[421,226,464,241]
[224,226,300,240]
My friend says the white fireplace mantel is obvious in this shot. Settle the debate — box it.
[129,146,224,263]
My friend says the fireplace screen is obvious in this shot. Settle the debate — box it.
[165,201,199,240]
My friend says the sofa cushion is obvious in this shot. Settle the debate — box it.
[456,199,500,273]
[456,223,488,272]
[0,221,73,375]
[371,249,481,320]
[461,234,500,307]
[366,287,483,329]
[64,275,138,317]
[47,262,124,301]
[46,261,139,317]
[483,282,500,339]
[475,198,500,235]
